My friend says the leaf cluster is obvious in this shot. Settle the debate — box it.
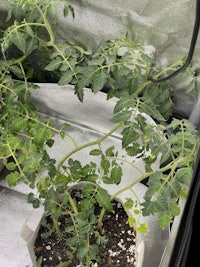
[34,183,112,266]
[111,93,199,228]
[0,0,199,266]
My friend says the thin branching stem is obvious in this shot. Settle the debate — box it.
[56,122,122,170]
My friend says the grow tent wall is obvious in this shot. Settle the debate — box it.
[0,0,199,117]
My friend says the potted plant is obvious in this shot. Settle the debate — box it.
[0,0,199,266]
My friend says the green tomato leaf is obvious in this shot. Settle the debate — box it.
[139,98,165,121]
[74,84,84,102]
[176,167,193,186]
[2,36,12,52]
[13,31,26,53]
[27,192,35,203]
[143,84,172,120]
[126,144,142,156]
[124,198,134,210]
[63,4,75,18]
[7,136,24,150]
[102,175,113,184]
[65,236,78,246]
[25,38,37,56]
[90,149,101,156]
[77,247,88,261]
[110,110,132,123]
[58,72,74,86]
[25,24,34,37]
[89,244,99,260]
[45,58,62,71]
[6,171,21,187]
[46,4,56,23]
[158,213,173,230]
[105,146,115,157]
[33,198,40,208]
[136,223,149,233]
[160,151,171,165]
[55,173,70,187]
[63,4,69,17]
[83,174,98,182]
[6,162,16,171]
[91,70,108,93]
[10,65,24,79]
[121,126,139,148]
[114,97,135,113]
[128,215,136,228]
[101,157,110,175]
[33,128,53,146]
[95,188,112,211]
[169,202,180,216]
[111,166,122,184]
[10,117,27,133]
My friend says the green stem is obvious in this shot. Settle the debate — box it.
[97,157,185,228]
[135,80,151,95]
[86,234,91,267]
[152,60,183,80]
[53,198,79,238]
[110,158,185,200]
[6,142,24,176]
[56,122,122,170]
[0,83,13,92]
[35,6,77,77]
[53,217,62,237]
[18,61,29,99]
[10,109,63,133]
[66,191,79,215]
[52,44,77,78]
[3,23,46,46]
[135,60,185,95]
[36,5,55,44]
[86,256,90,267]
[107,156,145,175]
[97,208,105,229]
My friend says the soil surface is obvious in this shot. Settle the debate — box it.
[34,196,137,267]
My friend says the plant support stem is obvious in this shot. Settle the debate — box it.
[56,122,122,170]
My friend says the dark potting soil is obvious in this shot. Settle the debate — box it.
[34,194,137,267]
